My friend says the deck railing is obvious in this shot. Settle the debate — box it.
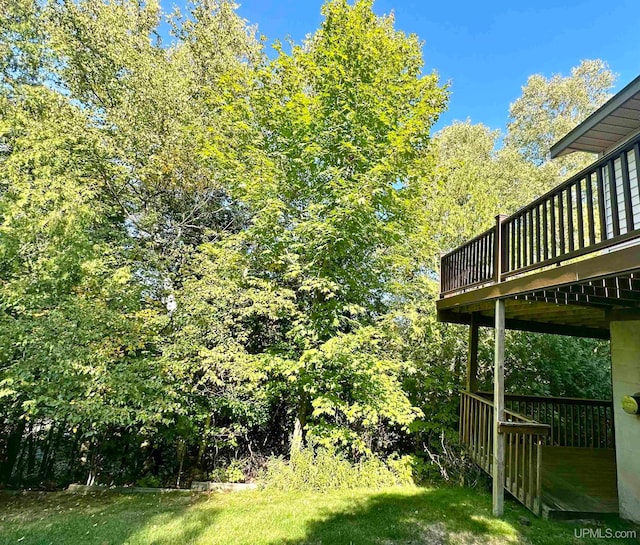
[441,134,640,295]
[478,392,615,449]
[460,391,549,515]
[504,394,614,449]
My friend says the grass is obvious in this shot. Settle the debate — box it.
[0,486,637,545]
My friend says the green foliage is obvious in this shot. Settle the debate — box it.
[262,445,414,491]
[185,0,447,454]
[0,0,617,492]
[136,474,162,488]
[429,121,543,249]
[208,459,246,483]
[477,331,611,399]
[506,60,615,169]
[0,0,263,485]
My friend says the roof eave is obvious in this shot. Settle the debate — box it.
[550,74,640,159]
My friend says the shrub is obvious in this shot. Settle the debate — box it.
[208,458,248,483]
[136,474,162,488]
[262,446,415,491]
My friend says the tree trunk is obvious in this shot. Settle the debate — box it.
[66,431,81,483]
[26,421,35,477]
[176,438,186,488]
[39,423,57,479]
[290,395,308,455]
[1,420,26,484]
[197,414,211,469]
[44,422,67,480]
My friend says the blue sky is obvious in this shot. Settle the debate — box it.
[167,0,639,134]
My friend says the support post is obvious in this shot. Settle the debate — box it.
[467,313,479,392]
[492,298,506,517]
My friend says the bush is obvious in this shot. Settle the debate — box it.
[208,458,248,483]
[262,446,415,491]
[136,474,162,488]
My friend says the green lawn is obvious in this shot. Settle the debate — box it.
[0,486,637,545]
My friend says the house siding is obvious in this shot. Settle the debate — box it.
[610,320,640,524]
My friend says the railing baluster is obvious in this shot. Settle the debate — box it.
[567,185,575,252]
[493,229,498,279]
[608,159,620,237]
[542,200,549,261]
[535,206,541,263]
[583,403,588,448]
[576,180,585,249]
[558,189,566,254]
[508,220,515,272]
[528,209,534,265]
[521,432,526,501]
[596,166,607,241]
[471,395,476,458]
[549,195,557,258]
[586,173,596,245]
[471,238,477,284]
[621,151,635,232]
[508,433,513,489]
[480,403,486,468]
[536,439,542,516]
[481,233,487,281]
[521,213,527,267]
[528,434,534,509]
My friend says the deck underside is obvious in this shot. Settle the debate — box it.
[438,245,640,339]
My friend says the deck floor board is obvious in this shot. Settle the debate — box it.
[541,446,618,517]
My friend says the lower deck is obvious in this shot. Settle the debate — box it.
[460,391,618,518]
[541,447,617,518]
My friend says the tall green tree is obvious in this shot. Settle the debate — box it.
[0,0,264,483]
[180,0,447,455]
[428,121,542,251]
[506,59,615,177]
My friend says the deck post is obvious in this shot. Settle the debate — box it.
[492,298,506,516]
[493,214,508,282]
[467,313,479,392]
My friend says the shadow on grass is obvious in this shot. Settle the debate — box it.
[271,487,519,545]
[270,486,639,545]
[0,491,218,545]
[2,486,638,545]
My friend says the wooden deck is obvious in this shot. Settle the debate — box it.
[541,447,618,519]
[460,391,618,518]
[437,132,640,337]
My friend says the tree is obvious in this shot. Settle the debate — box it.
[0,0,264,484]
[506,59,615,177]
[185,0,447,454]
[428,121,542,251]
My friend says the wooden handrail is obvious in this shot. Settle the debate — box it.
[478,391,613,407]
[459,391,545,515]
[499,421,550,435]
[440,133,640,296]
[476,391,614,449]
[463,390,498,405]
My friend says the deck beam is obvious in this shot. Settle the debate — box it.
[438,309,610,340]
